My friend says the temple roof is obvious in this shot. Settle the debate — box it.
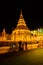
[15,25,28,30]
[15,10,29,30]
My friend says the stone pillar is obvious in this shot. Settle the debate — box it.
[39,41,42,48]
[19,41,22,51]
[25,42,27,50]
[15,42,19,52]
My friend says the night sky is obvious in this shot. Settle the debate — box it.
[0,0,43,33]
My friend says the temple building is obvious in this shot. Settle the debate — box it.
[0,10,43,53]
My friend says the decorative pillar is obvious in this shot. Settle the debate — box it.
[25,42,27,50]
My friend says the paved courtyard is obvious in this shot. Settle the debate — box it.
[0,48,43,65]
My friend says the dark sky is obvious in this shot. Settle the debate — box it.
[0,0,43,33]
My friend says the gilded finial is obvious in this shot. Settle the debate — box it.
[20,9,22,16]
[20,9,23,19]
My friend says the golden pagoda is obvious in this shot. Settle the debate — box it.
[12,10,31,42]
[11,10,39,50]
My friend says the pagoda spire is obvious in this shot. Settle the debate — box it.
[17,9,26,27]
[19,9,23,19]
